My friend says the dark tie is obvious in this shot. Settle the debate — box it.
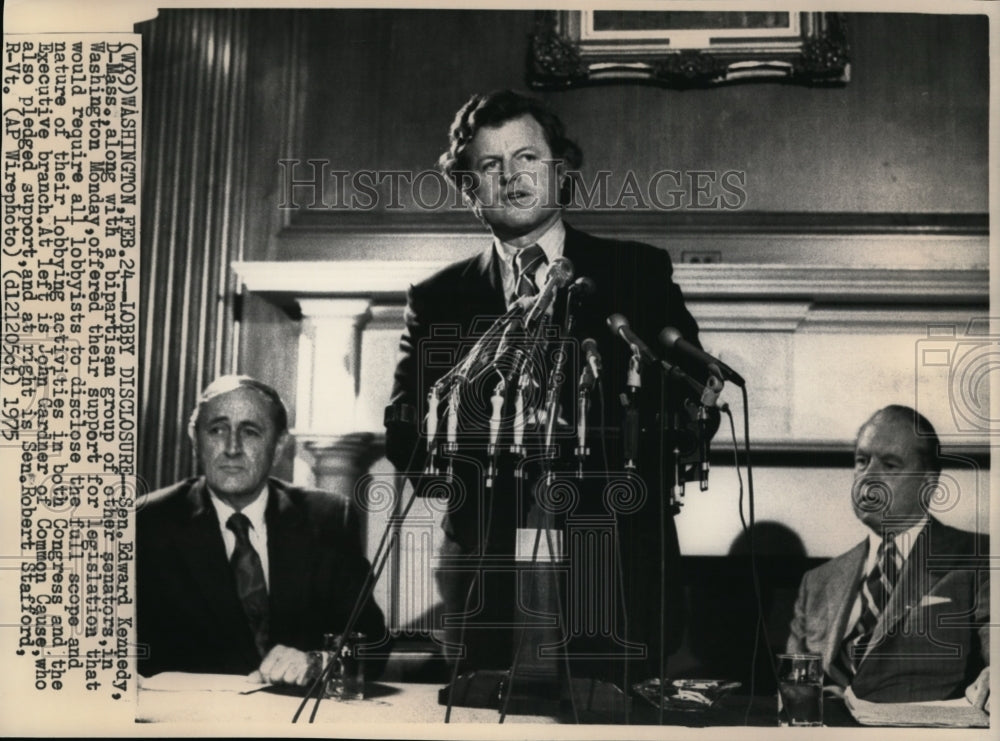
[227,512,270,657]
[514,244,547,299]
[836,534,902,677]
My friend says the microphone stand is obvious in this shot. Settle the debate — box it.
[502,315,582,722]
[574,366,594,478]
[504,318,548,473]
[621,348,642,470]
[540,336,570,483]
[442,378,461,481]
[424,383,442,475]
[295,304,529,722]
[695,375,723,491]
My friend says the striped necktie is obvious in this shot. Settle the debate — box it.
[514,244,547,299]
[227,512,270,658]
[837,534,902,676]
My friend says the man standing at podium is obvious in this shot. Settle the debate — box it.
[385,90,711,681]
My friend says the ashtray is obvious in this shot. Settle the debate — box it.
[632,678,741,712]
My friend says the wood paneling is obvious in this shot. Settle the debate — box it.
[138,10,251,490]
[285,11,988,226]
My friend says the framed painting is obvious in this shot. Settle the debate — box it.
[529,10,850,88]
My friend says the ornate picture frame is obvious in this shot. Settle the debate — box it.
[529,10,850,89]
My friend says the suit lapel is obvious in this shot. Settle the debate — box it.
[862,520,939,660]
[825,540,867,669]
[266,481,313,639]
[556,224,604,332]
[174,479,249,632]
[469,243,507,315]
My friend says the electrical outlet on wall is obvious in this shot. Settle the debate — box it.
[681,251,722,264]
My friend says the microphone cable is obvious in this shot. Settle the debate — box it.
[599,374,631,724]
[731,386,780,725]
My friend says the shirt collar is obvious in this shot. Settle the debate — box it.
[864,516,928,572]
[493,218,565,267]
[208,482,270,533]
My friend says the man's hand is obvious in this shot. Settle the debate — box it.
[965,666,990,711]
[248,644,312,686]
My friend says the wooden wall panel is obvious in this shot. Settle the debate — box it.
[138,10,250,490]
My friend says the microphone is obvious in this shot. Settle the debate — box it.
[542,343,570,462]
[492,314,525,371]
[486,382,504,487]
[581,338,602,381]
[606,313,659,366]
[450,301,526,384]
[568,276,595,301]
[659,327,745,387]
[424,388,441,474]
[524,256,574,328]
[662,357,724,408]
[563,275,595,335]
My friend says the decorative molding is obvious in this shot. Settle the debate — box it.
[274,214,988,270]
[234,260,444,298]
[689,301,810,332]
[797,307,990,334]
[676,265,986,304]
[298,297,373,320]
[300,431,991,469]
[283,209,988,235]
[295,432,385,474]
[233,260,988,308]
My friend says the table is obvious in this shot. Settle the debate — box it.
[136,675,858,726]
[137,680,555,724]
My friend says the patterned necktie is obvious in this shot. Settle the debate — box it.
[227,512,270,657]
[837,534,902,676]
[514,244,547,299]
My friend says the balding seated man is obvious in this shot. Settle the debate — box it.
[137,375,387,686]
[787,405,989,709]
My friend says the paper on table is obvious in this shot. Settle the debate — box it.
[844,686,989,727]
[139,672,272,694]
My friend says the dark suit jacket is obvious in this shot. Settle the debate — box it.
[787,518,989,702]
[386,222,705,551]
[137,477,388,678]
[385,222,704,667]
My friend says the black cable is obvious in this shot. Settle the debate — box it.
[599,378,630,724]
[657,373,666,726]
[544,525,579,724]
[597,380,609,473]
[498,525,543,724]
[723,405,747,536]
[444,469,497,723]
[722,403,757,724]
[736,384,780,725]
[611,512,630,725]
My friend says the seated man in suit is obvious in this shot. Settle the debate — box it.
[787,405,989,707]
[386,90,712,679]
[137,375,387,685]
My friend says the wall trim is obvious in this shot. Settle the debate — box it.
[233,260,988,307]
[285,210,988,235]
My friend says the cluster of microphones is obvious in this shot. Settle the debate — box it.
[422,256,744,497]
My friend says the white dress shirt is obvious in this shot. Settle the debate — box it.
[494,219,566,308]
[209,485,270,591]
